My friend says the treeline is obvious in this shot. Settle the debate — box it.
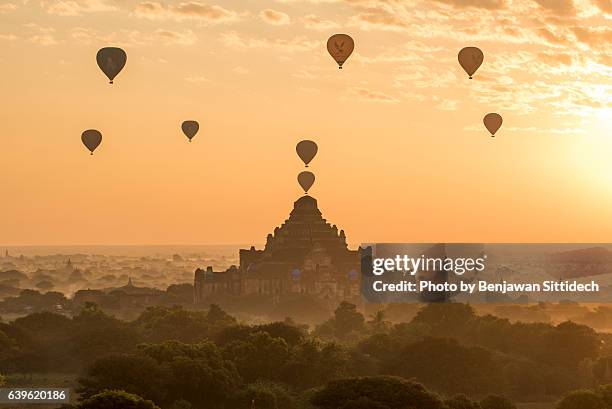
[0,284,194,315]
[1,302,612,409]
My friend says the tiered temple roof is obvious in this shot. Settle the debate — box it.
[239,196,356,276]
[194,195,360,302]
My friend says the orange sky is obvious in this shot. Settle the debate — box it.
[0,0,611,246]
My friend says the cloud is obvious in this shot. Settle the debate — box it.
[135,1,239,23]
[185,75,210,83]
[532,0,576,16]
[297,86,321,94]
[41,0,117,16]
[0,3,17,12]
[302,14,339,30]
[571,26,612,49]
[293,68,317,79]
[232,66,249,75]
[538,51,573,66]
[259,9,291,25]
[349,7,409,31]
[69,26,199,46]
[431,0,507,10]
[30,34,58,45]
[275,0,339,3]
[24,23,58,45]
[351,87,399,103]
[70,27,97,44]
[220,32,318,52]
[435,98,459,110]
[534,27,571,45]
[357,41,441,64]
[463,124,587,135]
[0,33,18,40]
[592,0,612,13]
[154,29,198,45]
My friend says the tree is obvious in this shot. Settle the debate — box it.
[78,354,167,403]
[159,352,241,407]
[385,337,503,396]
[71,303,140,367]
[133,306,209,343]
[480,395,516,409]
[12,311,75,371]
[333,302,365,334]
[233,382,297,409]
[315,302,365,341]
[311,376,445,409]
[169,399,191,409]
[282,338,349,388]
[0,329,17,361]
[216,321,305,347]
[223,331,289,383]
[77,390,160,409]
[412,303,475,339]
[340,397,389,409]
[367,311,392,335]
[80,340,241,409]
[596,384,612,408]
[542,321,600,368]
[254,321,306,347]
[557,390,606,409]
[445,394,480,409]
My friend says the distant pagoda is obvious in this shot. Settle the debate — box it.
[194,195,360,303]
[240,195,354,273]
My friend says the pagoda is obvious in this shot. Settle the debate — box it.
[194,196,360,303]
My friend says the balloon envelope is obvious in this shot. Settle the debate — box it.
[96,47,127,84]
[483,113,503,136]
[298,171,315,194]
[458,47,483,79]
[296,140,318,167]
[182,120,199,142]
[81,129,102,155]
[327,34,354,69]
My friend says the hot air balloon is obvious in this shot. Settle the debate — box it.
[181,120,199,142]
[96,47,127,84]
[483,113,503,137]
[327,34,354,69]
[458,47,483,79]
[296,140,318,167]
[81,129,102,155]
[298,171,315,194]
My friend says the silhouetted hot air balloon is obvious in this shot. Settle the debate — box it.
[327,34,354,69]
[483,113,503,137]
[296,140,318,167]
[298,171,315,194]
[458,47,483,79]
[181,120,199,142]
[96,47,127,84]
[81,129,102,155]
